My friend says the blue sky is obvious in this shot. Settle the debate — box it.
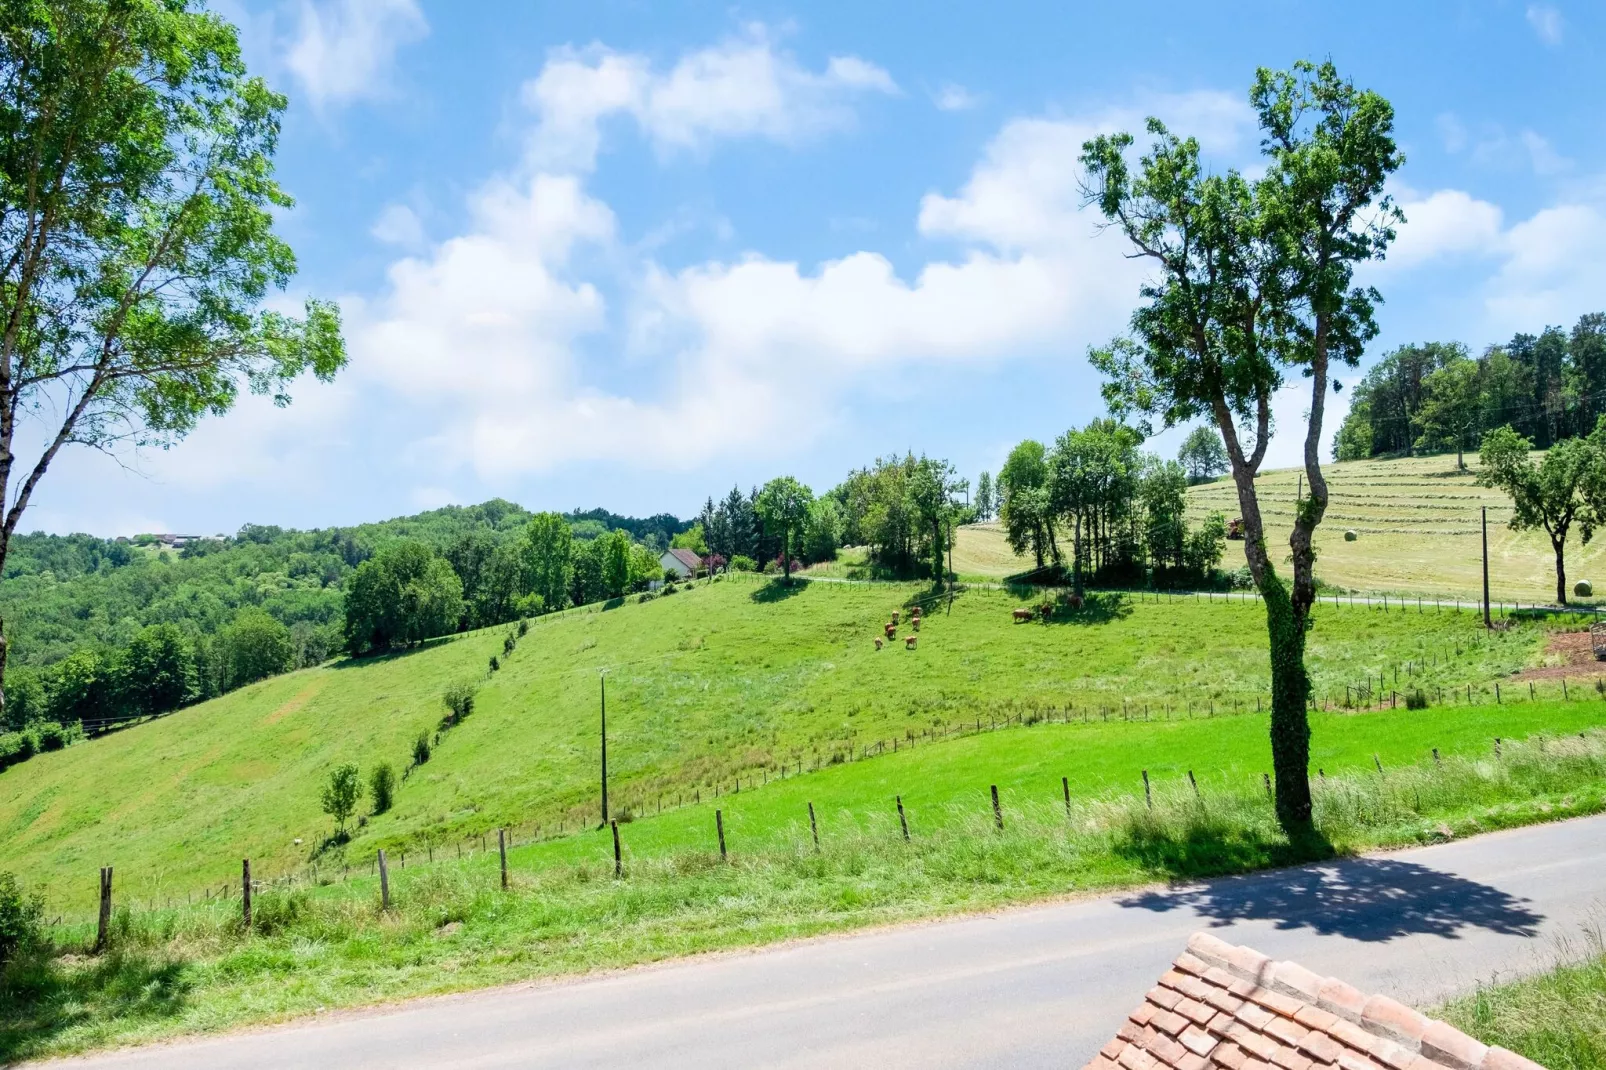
[34,0,1606,536]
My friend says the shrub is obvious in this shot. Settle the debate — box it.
[1405,690,1428,710]
[369,762,396,815]
[662,567,681,584]
[662,583,677,596]
[1576,579,1593,598]
[502,634,516,656]
[0,872,44,968]
[411,731,431,766]
[517,618,529,637]
[488,655,500,672]
[731,554,757,573]
[320,763,360,834]
[441,682,477,726]
[34,721,71,752]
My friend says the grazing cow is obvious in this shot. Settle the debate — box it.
[884,621,897,638]
[891,610,900,626]
[874,637,883,650]
[1012,608,1034,622]
[1039,603,1054,620]
[905,635,917,649]
[911,605,922,619]
[1067,593,1084,610]
[912,617,920,631]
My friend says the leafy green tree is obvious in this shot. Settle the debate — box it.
[115,623,198,716]
[0,669,44,730]
[1477,424,1606,605]
[1332,401,1372,461]
[907,458,961,582]
[343,541,463,655]
[368,761,395,815]
[0,871,44,968]
[1412,358,1482,468]
[49,649,104,725]
[1084,60,1403,832]
[522,512,572,612]
[1177,427,1229,483]
[217,610,293,690]
[755,476,814,580]
[628,542,662,590]
[568,537,606,606]
[1184,512,1228,577]
[0,0,346,717]
[670,524,708,555]
[1141,460,1189,572]
[320,762,360,836]
[1049,420,1144,588]
[974,471,994,522]
[999,440,1056,570]
[1570,313,1606,435]
[803,497,844,562]
[601,529,633,597]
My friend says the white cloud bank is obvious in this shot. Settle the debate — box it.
[284,0,428,108]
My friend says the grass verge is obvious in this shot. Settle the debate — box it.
[1439,931,1606,1070]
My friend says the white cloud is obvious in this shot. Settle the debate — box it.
[370,202,425,248]
[1526,4,1564,45]
[933,83,979,112]
[1485,202,1606,331]
[521,26,898,170]
[284,0,428,108]
[1380,186,1505,270]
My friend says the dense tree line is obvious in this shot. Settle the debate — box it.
[997,421,1227,590]
[1333,313,1606,465]
[1,503,689,730]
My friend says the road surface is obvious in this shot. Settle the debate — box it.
[38,814,1606,1069]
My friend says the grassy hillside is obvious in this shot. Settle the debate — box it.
[0,571,1557,913]
[952,453,1606,602]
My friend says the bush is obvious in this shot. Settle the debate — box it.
[662,583,677,596]
[369,762,396,815]
[0,871,43,968]
[34,721,75,752]
[731,555,757,573]
[1405,689,1428,710]
[411,731,431,766]
[488,655,500,672]
[517,618,529,637]
[502,634,516,656]
[1576,579,1593,598]
[441,682,476,726]
[321,763,360,834]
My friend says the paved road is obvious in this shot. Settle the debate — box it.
[39,815,1606,1070]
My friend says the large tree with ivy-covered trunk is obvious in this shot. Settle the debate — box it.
[0,1,345,715]
[1082,60,1402,834]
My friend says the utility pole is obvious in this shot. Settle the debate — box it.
[599,670,609,827]
[1481,506,1492,629]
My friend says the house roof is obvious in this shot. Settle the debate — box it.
[665,548,702,569]
[1085,932,1544,1070]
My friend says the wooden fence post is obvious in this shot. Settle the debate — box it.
[611,820,622,878]
[1433,748,1441,767]
[991,784,1003,830]
[498,828,508,890]
[1373,754,1384,775]
[1261,773,1271,799]
[716,809,727,861]
[897,795,910,841]
[1495,737,1502,758]
[95,866,112,953]
[378,849,390,910]
[1187,770,1200,799]
[1142,771,1152,810]
[241,858,252,931]
[1062,776,1071,820]
[808,802,819,851]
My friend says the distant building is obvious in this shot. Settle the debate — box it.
[661,548,702,579]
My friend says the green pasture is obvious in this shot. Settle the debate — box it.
[0,567,1574,920]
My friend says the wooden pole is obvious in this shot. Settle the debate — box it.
[241,858,252,931]
[1062,776,1071,819]
[95,866,112,953]
[716,809,727,861]
[990,784,1003,830]
[897,795,910,841]
[808,802,819,851]
[378,849,390,910]
[1142,770,1152,809]
[611,820,622,878]
[600,672,609,827]
[1482,507,1492,629]
[498,828,509,890]
[1187,770,1200,799]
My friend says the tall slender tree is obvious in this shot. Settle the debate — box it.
[0,1,346,712]
[755,476,813,581]
[1084,60,1402,833]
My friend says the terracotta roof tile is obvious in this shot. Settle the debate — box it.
[1083,934,1547,1070]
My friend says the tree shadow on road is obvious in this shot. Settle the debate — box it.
[1117,854,1543,942]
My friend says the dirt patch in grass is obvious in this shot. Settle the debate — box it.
[1512,630,1606,681]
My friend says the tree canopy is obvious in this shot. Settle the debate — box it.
[1478,423,1606,605]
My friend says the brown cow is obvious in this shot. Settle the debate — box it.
[884,621,897,638]
[912,617,920,631]
[1067,593,1084,610]
[911,604,922,619]
[1039,603,1053,620]
[874,637,883,650]
[1012,608,1034,622]
[891,610,900,626]
[905,635,918,649]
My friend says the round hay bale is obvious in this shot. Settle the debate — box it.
[1343,529,1358,542]
[1576,579,1594,598]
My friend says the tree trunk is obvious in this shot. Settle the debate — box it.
[782,527,791,581]
[1073,514,1084,596]
[1555,537,1567,606]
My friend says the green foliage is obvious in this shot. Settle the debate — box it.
[974,471,994,521]
[521,513,573,613]
[369,762,395,815]
[1478,422,1606,603]
[1184,513,1227,577]
[999,441,1056,570]
[114,625,199,717]
[803,497,844,563]
[320,763,360,834]
[730,555,757,573]
[411,731,432,767]
[488,655,500,672]
[0,872,43,969]
[441,682,476,727]
[755,477,814,580]
[215,611,293,692]
[1178,427,1229,483]
[343,541,464,655]
[670,524,708,555]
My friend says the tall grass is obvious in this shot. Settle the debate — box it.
[6,730,1606,1061]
